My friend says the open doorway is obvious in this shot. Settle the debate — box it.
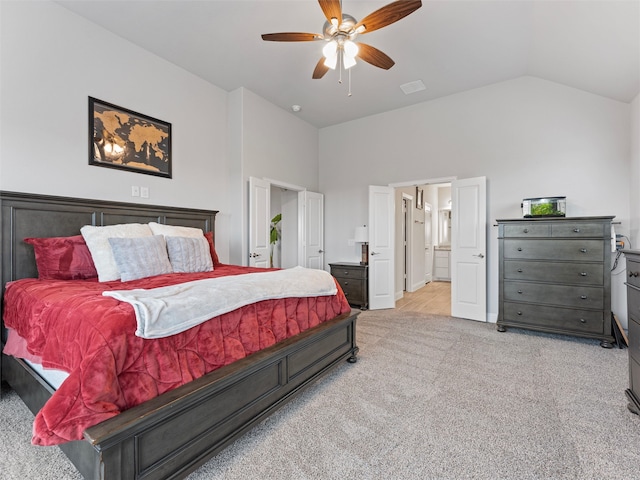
[371,177,486,320]
[394,181,452,316]
[249,176,325,270]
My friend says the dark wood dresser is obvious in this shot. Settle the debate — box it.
[329,262,368,310]
[624,250,640,415]
[497,216,615,347]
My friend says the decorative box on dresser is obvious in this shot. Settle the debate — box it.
[497,216,615,348]
[624,250,640,415]
[329,262,368,310]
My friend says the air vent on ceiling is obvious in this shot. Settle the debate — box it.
[400,80,426,95]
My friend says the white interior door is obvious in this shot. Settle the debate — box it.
[299,190,324,269]
[424,203,433,283]
[249,176,270,268]
[451,176,487,321]
[368,185,395,310]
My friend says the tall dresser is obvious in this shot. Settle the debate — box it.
[623,251,640,415]
[497,216,615,348]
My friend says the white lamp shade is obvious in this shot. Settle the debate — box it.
[354,226,368,243]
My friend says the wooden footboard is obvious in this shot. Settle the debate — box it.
[3,309,359,479]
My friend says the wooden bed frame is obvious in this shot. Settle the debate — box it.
[0,191,359,480]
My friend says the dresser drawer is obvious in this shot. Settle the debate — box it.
[503,224,550,238]
[631,355,640,402]
[629,316,640,364]
[504,260,603,286]
[551,222,607,238]
[627,259,640,290]
[503,302,604,334]
[503,239,604,262]
[628,284,640,319]
[330,266,366,280]
[504,281,603,309]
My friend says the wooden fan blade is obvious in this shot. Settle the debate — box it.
[261,32,322,42]
[356,43,395,70]
[312,57,330,79]
[318,0,342,24]
[354,0,422,34]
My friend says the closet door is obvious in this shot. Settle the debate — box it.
[248,177,270,268]
[298,190,324,269]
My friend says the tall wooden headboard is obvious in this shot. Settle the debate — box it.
[0,191,218,341]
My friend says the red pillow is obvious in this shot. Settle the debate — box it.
[24,235,98,280]
[204,231,221,265]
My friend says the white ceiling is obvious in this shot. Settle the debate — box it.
[56,0,640,128]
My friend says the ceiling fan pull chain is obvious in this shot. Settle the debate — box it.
[348,68,352,97]
[338,49,343,84]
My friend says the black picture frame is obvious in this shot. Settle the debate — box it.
[416,187,424,209]
[89,97,172,178]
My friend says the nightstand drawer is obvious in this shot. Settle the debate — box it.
[331,266,366,280]
[339,280,365,302]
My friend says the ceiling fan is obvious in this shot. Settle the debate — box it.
[261,0,422,81]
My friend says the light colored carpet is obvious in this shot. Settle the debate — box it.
[1,309,638,479]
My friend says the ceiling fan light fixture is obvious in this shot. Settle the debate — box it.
[322,39,337,58]
[322,40,338,69]
[343,39,358,57]
[343,53,357,70]
[324,55,338,70]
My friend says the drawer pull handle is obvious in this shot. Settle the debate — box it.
[523,228,529,233]
[580,248,587,253]
[517,290,523,294]
[343,281,349,285]
[580,295,587,300]
[517,268,523,273]
[517,247,523,252]
[343,271,349,275]
[517,311,522,316]
[580,272,587,277]
[573,228,580,233]
[630,271,639,278]
[579,318,586,323]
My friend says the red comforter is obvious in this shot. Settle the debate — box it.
[3,264,351,446]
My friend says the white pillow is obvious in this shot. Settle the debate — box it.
[165,236,214,273]
[148,222,204,238]
[108,235,173,281]
[80,223,153,282]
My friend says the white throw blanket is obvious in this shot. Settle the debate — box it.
[103,266,338,339]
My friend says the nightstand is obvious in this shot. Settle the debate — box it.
[329,262,368,310]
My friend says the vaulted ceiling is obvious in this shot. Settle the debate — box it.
[56,0,640,128]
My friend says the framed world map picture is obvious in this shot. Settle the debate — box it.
[89,97,172,178]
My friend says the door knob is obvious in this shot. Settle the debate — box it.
[473,253,485,258]
[371,251,380,256]
[318,249,324,253]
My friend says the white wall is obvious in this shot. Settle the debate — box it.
[0,1,231,260]
[630,94,640,244]
[226,88,319,265]
[320,76,632,322]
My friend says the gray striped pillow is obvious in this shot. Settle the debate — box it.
[165,236,214,273]
[108,235,173,281]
